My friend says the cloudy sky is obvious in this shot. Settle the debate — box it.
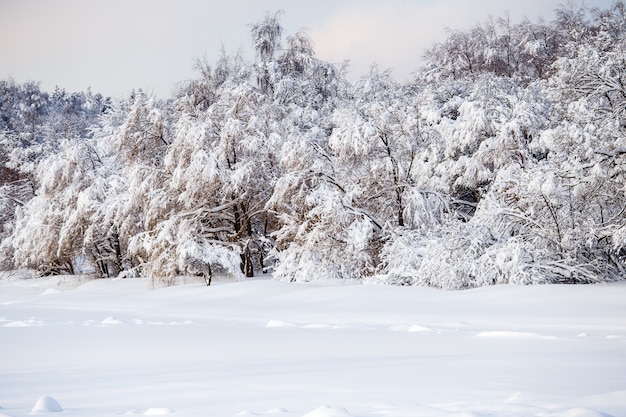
[0,0,614,98]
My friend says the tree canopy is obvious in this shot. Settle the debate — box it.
[1,3,625,288]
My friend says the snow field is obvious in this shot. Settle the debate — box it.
[0,275,625,417]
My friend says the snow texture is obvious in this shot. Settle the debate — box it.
[1,275,625,417]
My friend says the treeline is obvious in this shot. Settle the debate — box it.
[1,3,625,288]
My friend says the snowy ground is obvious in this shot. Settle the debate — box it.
[1,273,625,417]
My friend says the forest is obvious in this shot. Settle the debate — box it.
[0,3,624,289]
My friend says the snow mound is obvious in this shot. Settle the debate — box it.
[552,408,614,417]
[3,321,30,328]
[237,411,260,416]
[3,319,43,327]
[266,319,297,328]
[302,323,333,329]
[31,396,63,412]
[143,407,175,415]
[447,412,494,417]
[408,324,436,333]
[266,408,289,414]
[475,331,555,340]
[301,405,353,417]
[390,324,436,333]
[40,288,60,296]
[101,316,123,325]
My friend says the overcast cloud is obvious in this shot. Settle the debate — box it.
[0,0,615,98]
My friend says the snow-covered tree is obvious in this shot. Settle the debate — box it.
[0,80,108,272]
[2,6,624,288]
[7,138,100,274]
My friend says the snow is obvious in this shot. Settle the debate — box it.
[1,275,625,417]
[301,406,352,417]
[31,396,63,413]
[142,408,176,415]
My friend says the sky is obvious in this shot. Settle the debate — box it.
[0,0,616,98]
